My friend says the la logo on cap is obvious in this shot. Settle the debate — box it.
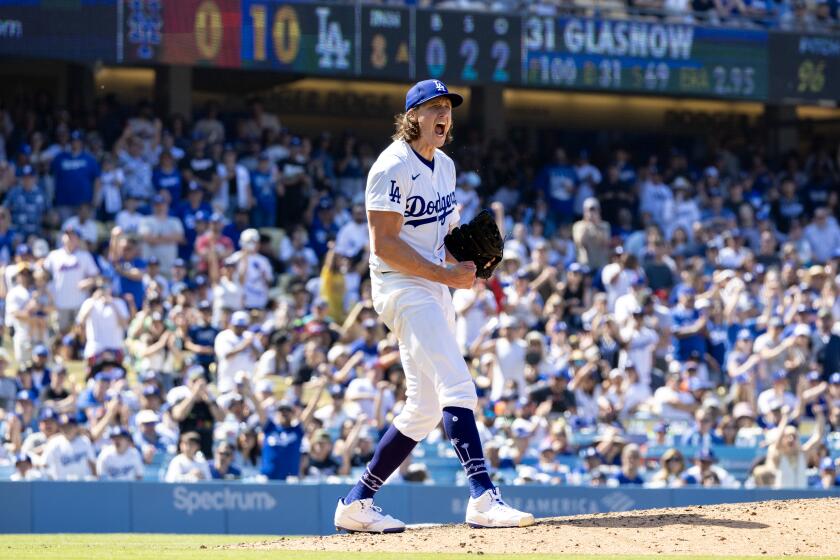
[434,80,446,92]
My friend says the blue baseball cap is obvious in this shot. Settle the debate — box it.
[70,130,84,141]
[33,344,49,357]
[405,79,463,111]
[209,212,224,224]
[820,457,836,471]
[173,258,186,268]
[806,370,821,382]
[108,426,131,439]
[829,372,840,385]
[736,329,753,341]
[194,210,209,222]
[187,181,202,193]
[15,244,31,256]
[20,165,36,177]
[772,370,788,382]
[39,408,58,422]
[16,390,32,402]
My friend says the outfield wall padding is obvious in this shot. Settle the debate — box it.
[1,482,837,535]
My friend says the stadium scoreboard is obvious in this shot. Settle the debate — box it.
[0,0,837,105]
[522,18,768,101]
[415,10,520,85]
[769,32,840,105]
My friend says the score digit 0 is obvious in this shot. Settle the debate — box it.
[195,0,223,59]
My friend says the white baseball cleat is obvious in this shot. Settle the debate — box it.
[466,488,535,528]
[334,498,406,534]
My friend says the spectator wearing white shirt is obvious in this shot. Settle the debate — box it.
[757,370,798,416]
[96,426,144,480]
[212,258,245,327]
[334,204,369,260]
[60,203,99,248]
[618,307,659,387]
[4,264,35,363]
[455,171,481,224]
[138,194,185,275]
[214,146,252,215]
[639,169,673,231]
[76,281,130,360]
[452,280,497,356]
[41,414,96,480]
[164,431,212,482]
[232,229,272,310]
[803,207,840,263]
[653,373,698,422]
[10,453,43,481]
[115,196,145,236]
[42,226,100,332]
[214,311,260,393]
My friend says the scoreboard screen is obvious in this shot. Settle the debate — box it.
[360,6,411,81]
[522,18,768,101]
[770,32,840,105]
[241,1,355,76]
[415,10,520,86]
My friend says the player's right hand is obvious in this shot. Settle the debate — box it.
[445,261,477,289]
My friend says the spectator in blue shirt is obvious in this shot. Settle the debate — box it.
[348,318,380,360]
[187,301,219,375]
[254,378,327,480]
[537,148,577,223]
[680,407,725,448]
[4,165,48,237]
[250,153,278,228]
[613,443,645,485]
[153,151,184,206]
[50,130,100,220]
[210,442,242,480]
[309,197,339,259]
[671,287,707,362]
[108,232,147,310]
[0,207,17,265]
[176,182,212,260]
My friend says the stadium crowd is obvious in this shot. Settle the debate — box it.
[0,92,838,491]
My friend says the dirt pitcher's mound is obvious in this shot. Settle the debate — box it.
[233,498,840,556]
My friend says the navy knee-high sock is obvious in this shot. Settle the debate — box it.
[442,406,495,498]
[344,425,417,504]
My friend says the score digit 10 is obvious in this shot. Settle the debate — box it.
[798,59,826,94]
[249,4,301,64]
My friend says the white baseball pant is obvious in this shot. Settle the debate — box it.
[372,270,477,442]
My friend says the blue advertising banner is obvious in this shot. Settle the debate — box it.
[1,481,837,535]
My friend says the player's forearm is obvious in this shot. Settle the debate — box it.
[373,235,447,284]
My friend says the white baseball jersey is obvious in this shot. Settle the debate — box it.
[96,444,144,480]
[366,140,460,274]
[42,434,96,480]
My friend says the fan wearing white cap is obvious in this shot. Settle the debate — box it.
[229,228,273,309]
[335,79,533,534]
[213,311,260,393]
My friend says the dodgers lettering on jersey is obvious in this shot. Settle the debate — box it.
[366,140,460,273]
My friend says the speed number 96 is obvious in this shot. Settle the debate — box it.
[422,12,516,84]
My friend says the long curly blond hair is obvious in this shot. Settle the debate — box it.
[391,109,454,144]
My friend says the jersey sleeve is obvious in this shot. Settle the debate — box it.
[366,157,407,215]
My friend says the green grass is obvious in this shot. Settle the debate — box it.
[0,535,832,560]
